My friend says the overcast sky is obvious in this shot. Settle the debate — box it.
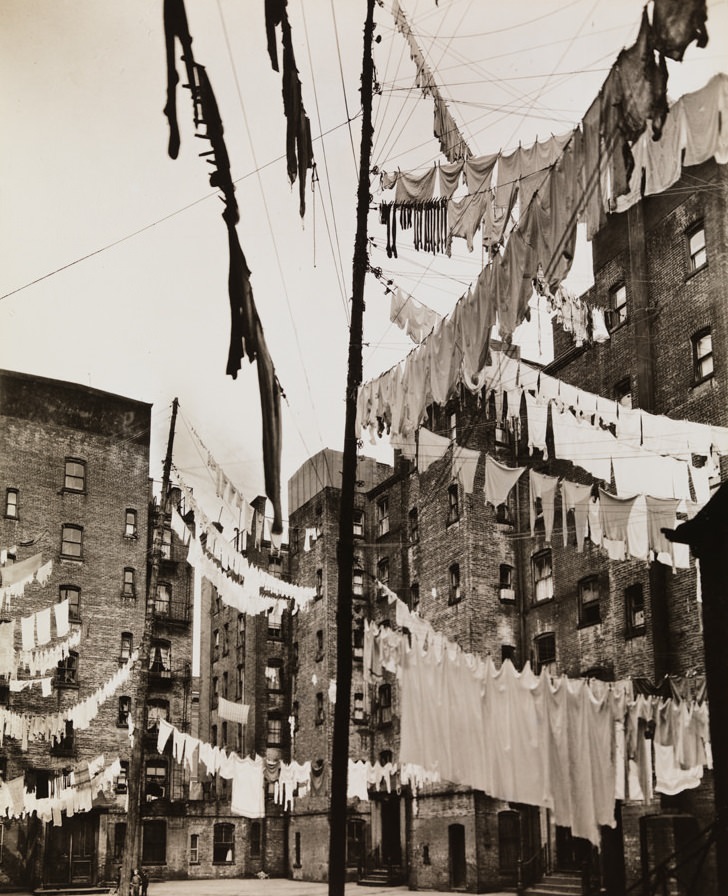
[1,0,726,534]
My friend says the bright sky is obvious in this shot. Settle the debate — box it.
[1,0,726,533]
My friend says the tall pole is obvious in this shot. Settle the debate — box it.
[120,398,178,896]
[664,482,728,893]
[328,3,376,894]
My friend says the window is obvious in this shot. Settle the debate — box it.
[122,568,136,598]
[353,613,364,662]
[4,489,18,520]
[692,328,713,384]
[236,666,244,701]
[56,651,78,687]
[578,576,602,626]
[211,724,218,746]
[447,483,460,524]
[212,677,219,709]
[449,411,458,442]
[156,582,171,616]
[409,507,419,544]
[250,821,262,858]
[142,820,166,864]
[291,641,299,672]
[626,583,646,637]
[60,524,83,560]
[267,715,283,747]
[315,692,325,725]
[687,223,707,272]
[190,833,200,865]
[614,377,632,409]
[213,629,220,661]
[533,633,556,674]
[292,701,300,734]
[501,644,516,664]
[120,632,133,663]
[377,557,389,595]
[161,526,172,560]
[268,554,282,579]
[265,662,283,692]
[146,699,169,733]
[315,568,323,599]
[213,823,235,864]
[237,614,245,646]
[51,720,74,755]
[145,759,168,801]
[113,822,127,858]
[608,283,627,330]
[222,671,229,700]
[378,683,392,727]
[532,550,553,603]
[353,509,364,538]
[117,696,131,727]
[221,721,228,746]
[499,564,515,602]
[315,630,324,662]
[377,496,390,537]
[409,582,420,609]
[267,603,283,638]
[353,692,365,724]
[222,623,230,656]
[294,831,301,868]
[64,459,86,492]
[149,640,171,678]
[352,568,364,597]
[448,563,461,605]
[59,585,81,621]
[124,509,137,538]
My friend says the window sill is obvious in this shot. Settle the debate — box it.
[60,556,84,564]
[532,597,554,607]
[61,488,86,496]
[685,262,707,282]
[577,618,601,630]
[447,597,463,607]
[124,533,138,541]
[3,515,18,522]
[691,374,714,390]
[55,681,79,690]
[446,517,460,529]
[625,627,646,640]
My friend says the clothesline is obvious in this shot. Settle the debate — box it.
[0,554,52,611]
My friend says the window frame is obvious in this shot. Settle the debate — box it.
[315,692,325,726]
[59,585,81,622]
[267,714,283,747]
[692,327,714,385]
[578,575,602,628]
[687,222,707,273]
[353,509,364,538]
[625,583,646,638]
[60,524,84,560]
[63,458,87,493]
[448,562,462,605]
[378,683,393,727]
[608,282,627,331]
[189,833,200,865]
[376,496,390,537]
[124,509,138,539]
[533,632,556,675]
[409,582,420,610]
[120,632,133,664]
[142,820,167,864]
[447,482,460,525]
[145,758,169,801]
[213,822,235,865]
[315,568,323,599]
[352,567,364,598]
[408,507,419,544]
[122,567,136,599]
[532,549,554,604]
[117,695,131,728]
[4,489,18,520]
[377,556,390,595]
[56,650,79,688]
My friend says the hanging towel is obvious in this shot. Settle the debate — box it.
[524,392,549,457]
[484,455,526,508]
[417,428,451,473]
[54,600,70,639]
[218,697,250,725]
[230,755,265,818]
[21,615,35,652]
[599,490,637,558]
[645,496,680,562]
[452,446,480,495]
[438,161,464,200]
[36,608,52,646]
[529,471,559,542]
[395,166,437,204]
[561,481,592,551]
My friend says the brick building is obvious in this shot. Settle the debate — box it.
[0,370,152,889]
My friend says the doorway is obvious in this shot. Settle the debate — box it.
[555,826,591,871]
[45,815,96,886]
[380,796,401,866]
[449,823,466,889]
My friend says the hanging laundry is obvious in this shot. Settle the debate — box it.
[529,470,559,542]
[0,622,15,677]
[417,428,451,474]
[651,0,708,61]
[36,608,51,646]
[561,481,592,551]
[21,615,34,653]
[463,153,498,195]
[438,161,464,200]
[447,190,490,254]
[161,0,198,161]
[217,697,250,725]
[427,318,462,405]
[452,446,480,495]
[484,455,526,508]
[347,760,369,801]
[524,392,549,458]
[600,11,669,196]
[395,167,437,204]
[682,73,728,166]
[230,756,265,818]
[580,95,607,239]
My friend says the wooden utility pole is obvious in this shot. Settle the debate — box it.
[120,398,178,896]
[664,481,728,893]
[328,2,376,894]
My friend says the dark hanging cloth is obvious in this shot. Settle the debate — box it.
[162,0,199,160]
[224,213,284,536]
[195,64,238,224]
[600,10,668,195]
[265,0,287,71]
[651,0,708,62]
